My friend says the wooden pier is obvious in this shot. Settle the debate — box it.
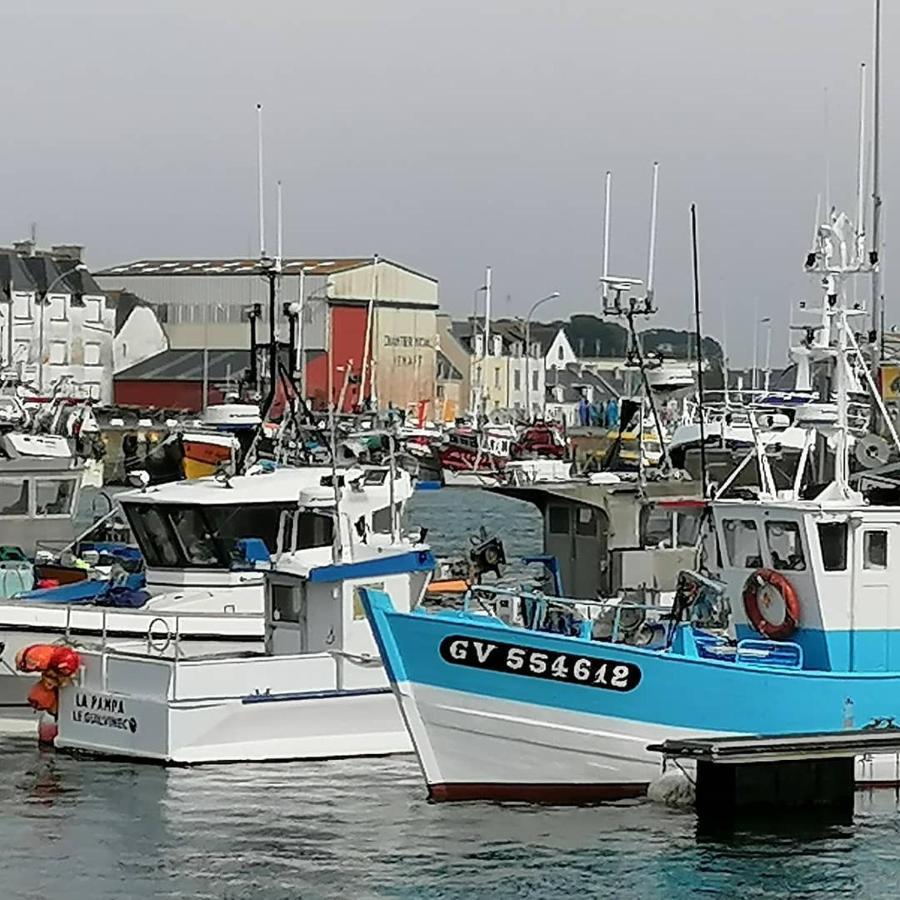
[649,728,900,822]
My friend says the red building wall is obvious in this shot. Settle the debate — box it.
[114,380,224,411]
[304,304,370,412]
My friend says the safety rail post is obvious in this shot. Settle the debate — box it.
[172,615,180,701]
[101,608,108,692]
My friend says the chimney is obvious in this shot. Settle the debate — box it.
[13,239,35,257]
[51,244,84,261]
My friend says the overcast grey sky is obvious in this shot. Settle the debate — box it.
[1,1,893,364]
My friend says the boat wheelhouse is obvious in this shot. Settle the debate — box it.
[0,464,414,726]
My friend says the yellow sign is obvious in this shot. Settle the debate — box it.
[881,366,900,401]
[352,582,384,620]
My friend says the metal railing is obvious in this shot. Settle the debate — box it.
[458,583,671,645]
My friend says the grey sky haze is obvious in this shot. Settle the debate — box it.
[1,1,894,365]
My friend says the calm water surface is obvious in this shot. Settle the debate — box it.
[3,489,899,898]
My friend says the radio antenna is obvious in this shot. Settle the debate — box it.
[646,162,659,306]
[257,103,266,259]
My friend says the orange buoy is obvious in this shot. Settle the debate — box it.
[742,568,801,641]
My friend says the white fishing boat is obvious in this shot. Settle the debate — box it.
[53,494,433,763]
[0,463,414,726]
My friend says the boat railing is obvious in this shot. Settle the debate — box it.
[78,607,261,700]
[458,583,670,645]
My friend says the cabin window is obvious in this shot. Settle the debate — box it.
[270,582,304,623]
[127,505,183,568]
[676,509,703,547]
[372,507,392,534]
[169,507,221,566]
[765,521,806,571]
[34,479,76,516]
[0,480,28,516]
[817,522,847,571]
[641,506,673,547]
[549,505,569,535]
[575,507,597,536]
[722,519,762,568]
[864,530,888,570]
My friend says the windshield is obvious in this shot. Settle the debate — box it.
[123,502,334,569]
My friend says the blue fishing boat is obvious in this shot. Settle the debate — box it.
[362,205,900,801]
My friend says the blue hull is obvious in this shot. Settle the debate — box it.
[360,589,900,798]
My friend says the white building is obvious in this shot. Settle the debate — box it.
[0,243,116,402]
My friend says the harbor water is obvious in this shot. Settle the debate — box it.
[3,489,900,899]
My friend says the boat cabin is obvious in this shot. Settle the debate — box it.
[0,433,83,557]
[493,478,703,599]
[117,465,414,602]
[711,496,900,673]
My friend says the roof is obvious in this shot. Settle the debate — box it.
[0,253,36,296]
[116,349,252,381]
[119,465,337,506]
[96,256,437,282]
[106,289,153,334]
[529,322,567,356]
[546,365,626,403]
[18,256,103,300]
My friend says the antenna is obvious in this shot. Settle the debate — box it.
[856,62,868,263]
[256,103,265,259]
[276,180,283,273]
[824,88,832,220]
[812,193,822,250]
[646,162,659,304]
[602,171,611,303]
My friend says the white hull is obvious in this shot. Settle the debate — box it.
[0,622,263,726]
[397,683,900,800]
[54,647,411,763]
[56,686,409,764]
[442,469,504,488]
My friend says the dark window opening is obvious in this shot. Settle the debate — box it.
[818,522,847,571]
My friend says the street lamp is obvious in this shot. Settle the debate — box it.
[39,262,88,394]
[524,292,560,418]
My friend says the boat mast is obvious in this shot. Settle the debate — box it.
[690,204,709,497]
[482,265,492,423]
[870,0,884,391]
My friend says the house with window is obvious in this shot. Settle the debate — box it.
[527,322,578,373]
[0,241,116,401]
[448,318,547,419]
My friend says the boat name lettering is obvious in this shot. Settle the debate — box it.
[72,692,138,733]
[439,636,642,691]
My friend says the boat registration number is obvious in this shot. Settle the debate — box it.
[439,635,641,692]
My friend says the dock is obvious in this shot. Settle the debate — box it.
[649,727,900,822]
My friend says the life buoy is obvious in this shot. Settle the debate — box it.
[742,569,800,641]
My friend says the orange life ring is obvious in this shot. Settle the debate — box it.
[742,568,800,641]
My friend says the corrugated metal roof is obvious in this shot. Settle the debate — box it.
[99,257,390,277]
[116,349,252,381]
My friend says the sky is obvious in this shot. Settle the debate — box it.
[0,1,894,365]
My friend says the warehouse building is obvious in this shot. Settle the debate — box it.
[95,256,439,412]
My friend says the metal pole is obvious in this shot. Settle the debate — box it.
[524,318,531,418]
[268,270,277,400]
[871,0,884,415]
[38,289,45,393]
[751,300,759,392]
[763,317,772,392]
[202,282,209,411]
[483,266,492,419]
[691,204,709,497]
[296,267,306,392]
